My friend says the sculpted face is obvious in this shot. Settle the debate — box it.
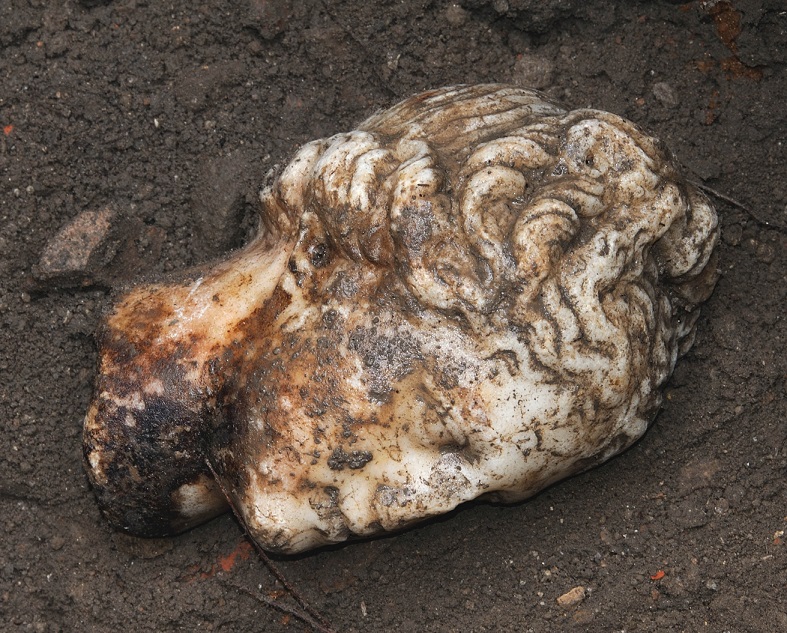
[84,85,719,553]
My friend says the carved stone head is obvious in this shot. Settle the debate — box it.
[84,85,718,553]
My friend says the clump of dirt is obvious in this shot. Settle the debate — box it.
[1,1,784,631]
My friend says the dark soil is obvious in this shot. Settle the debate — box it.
[1,1,785,631]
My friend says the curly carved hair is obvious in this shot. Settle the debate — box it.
[263,85,717,334]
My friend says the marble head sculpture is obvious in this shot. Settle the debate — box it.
[84,84,719,554]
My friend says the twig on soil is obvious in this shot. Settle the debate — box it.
[690,179,785,232]
[220,579,336,633]
[205,459,338,633]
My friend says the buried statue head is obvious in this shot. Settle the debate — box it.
[84,84,719,554]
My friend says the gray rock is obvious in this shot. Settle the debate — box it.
[511,54,556,90]
[33,207,164,289]
[652,81,680,109]
[34,208,118,287]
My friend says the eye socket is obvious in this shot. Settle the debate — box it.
[309,243,330,268]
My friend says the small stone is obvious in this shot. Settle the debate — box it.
[445,3,469,27]
[511,55,555,90]
[556,585,586,607]
[754,240,775,264]
[35,207,116,286]
[652,82,679,108]
[33,207,165,290]
[49,536,65,551]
